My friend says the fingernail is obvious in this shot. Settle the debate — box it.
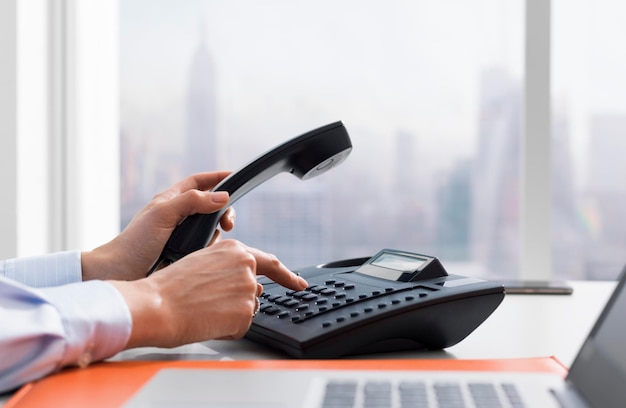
[212,191,229,203]
[298,276,309,288]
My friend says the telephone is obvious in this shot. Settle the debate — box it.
[246,249,505,358]
[148,121,352,274]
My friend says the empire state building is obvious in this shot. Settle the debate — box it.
[185,31,218,175]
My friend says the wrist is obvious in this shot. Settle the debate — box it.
[83,239,139,281]
[81,249,99,281]
[109,277,165,349]
[81,243,115,281]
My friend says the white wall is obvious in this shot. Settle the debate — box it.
[0,0,19,259]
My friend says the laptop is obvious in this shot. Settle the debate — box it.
[124,266,626,408]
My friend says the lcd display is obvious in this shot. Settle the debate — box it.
[371,252,427,272]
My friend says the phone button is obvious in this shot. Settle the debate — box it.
[263,306,280,315]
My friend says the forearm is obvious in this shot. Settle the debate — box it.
[0,278,131,393]
[108,278,165,349]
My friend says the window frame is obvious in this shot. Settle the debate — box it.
[0,0,119,258]
[48,0,120,253]
[521,0,552,280]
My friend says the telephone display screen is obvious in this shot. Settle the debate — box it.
[357,251,431,281]
[371,252,427,272]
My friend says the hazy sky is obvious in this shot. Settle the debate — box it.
[120,0,522,174]
[120,0,626,185]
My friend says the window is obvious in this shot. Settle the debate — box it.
[6,1,618,280]
[552,0,626,279]
[120,0,525,277]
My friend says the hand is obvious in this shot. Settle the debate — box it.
[82,172,236,281]
[109,239,309,348]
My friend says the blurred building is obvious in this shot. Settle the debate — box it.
[470,68,521,277]
[226,179,328,270]
[435,159,472,261]
[551,111,587,279]
[585,114,626,278]
[185,28,218,175]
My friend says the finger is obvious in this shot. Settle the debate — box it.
[256,283,264,297]
[219,207,236,232]
[150,192,226,232]
[149,173,232,229]
[159,172,232,199]
[246,246,308,291]
[174,172,232,194]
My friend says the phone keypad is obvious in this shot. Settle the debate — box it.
[258,279,433,327]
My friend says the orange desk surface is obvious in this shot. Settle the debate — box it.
[6,357,568,408]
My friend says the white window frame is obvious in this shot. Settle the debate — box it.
[48,0,120,253]
[522,0,552,280]
[1,0,551,280]
[0,0,119,258]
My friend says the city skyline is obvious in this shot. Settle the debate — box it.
[120,1,626,280]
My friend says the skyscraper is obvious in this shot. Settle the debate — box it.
[185,26,218,175]
[585,114,626,278]
[471,68,521,277]
[551,111,587,279]
[435,159,472,261]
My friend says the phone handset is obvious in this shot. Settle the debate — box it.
[147,121,352,275]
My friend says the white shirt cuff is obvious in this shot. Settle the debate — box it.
[42,280,133,367]
[1,250,82,287]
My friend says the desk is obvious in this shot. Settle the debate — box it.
[112,280,615,367]
[439,280,614,365]
[1,280,615,407]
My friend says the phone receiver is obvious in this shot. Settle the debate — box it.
[148,121,352,274]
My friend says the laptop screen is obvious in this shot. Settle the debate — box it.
[568,266,626,407]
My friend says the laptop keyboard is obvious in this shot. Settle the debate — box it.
[320,380,525,408]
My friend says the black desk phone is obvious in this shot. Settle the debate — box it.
[247,249,505,358]
[148,120,503,359]
[148,121,352,274]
